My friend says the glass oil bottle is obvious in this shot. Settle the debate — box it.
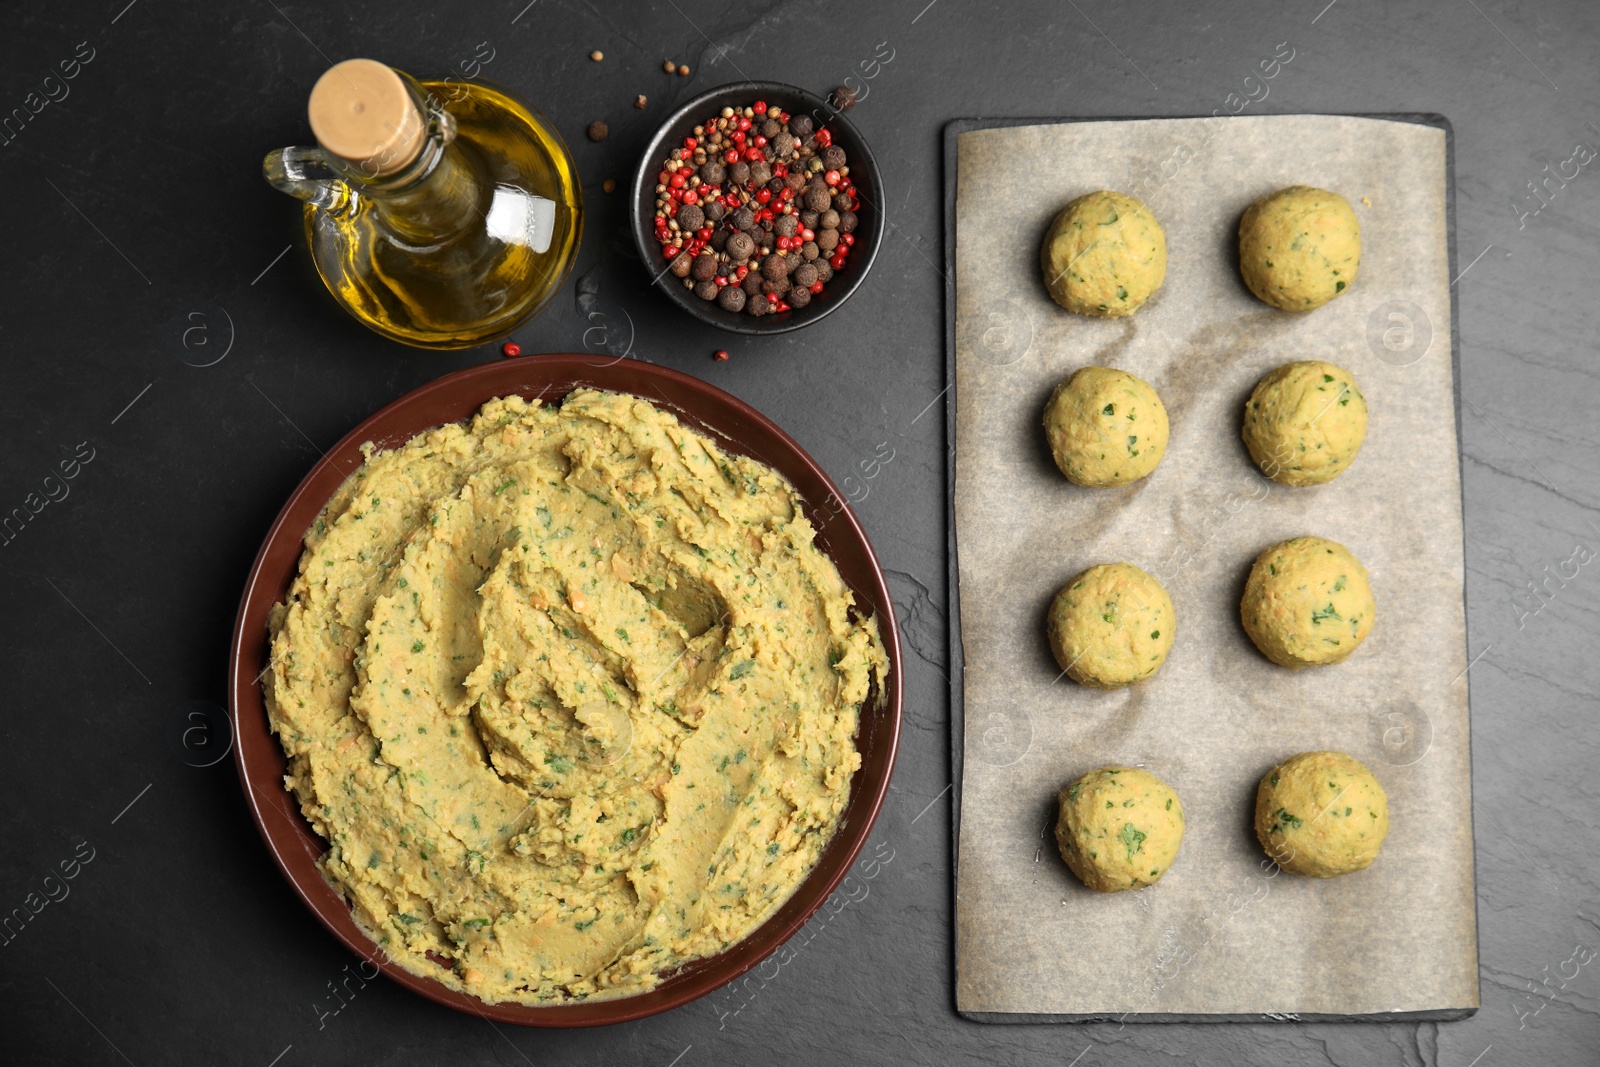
[264,59,581,350]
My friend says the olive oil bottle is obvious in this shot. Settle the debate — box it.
[265,59,581,350]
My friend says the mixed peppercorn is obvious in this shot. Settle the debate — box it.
[652,100,862,317]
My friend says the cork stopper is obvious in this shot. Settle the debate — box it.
[308,59,426,176]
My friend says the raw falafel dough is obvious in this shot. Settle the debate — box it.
[1255,751,1389,877]
[1047,562,1175,688]
[1043,367,1169,487]
[1241,536,1374,668]
[1243,360,1369,486]
[1055,766,1185,892]
[1041,191,1167,317]
[1238,185,1361,311]
[264,390,889,1005]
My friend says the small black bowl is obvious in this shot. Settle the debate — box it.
[630,81,884,336]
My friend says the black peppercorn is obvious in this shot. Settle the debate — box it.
[833,193,855,212]
[788,284,812,309]
[790,114,814,137]
[800,210,819,229]
[785,171,807,192]
[829,85,857,111]
[729,161,751,186]
[731,206,756,232]
[727,231,756,262]
[818,209,840,231]
[838,210,857,234]
[704,199,727,222]
[821,145,846,171]
[774,214,799,237]
[764,275,791,296]
[694,279,719,301]
[747,292,770,316]
[815,261,834,282]
[677,204,705,232]
[711,228,731,252]
[761,118,781,139]
[718,285,746,312]
[587,120,609,141]
[742,272,764,295]
[785,251,804,272]
[749,162,772,187]
[670,252,693,278]
[792,262,819,288]
[772,132,796,157]
[699,161,725,185]
[691,253,718,282]
[816,228,839,252]
[801,241,820,261]
[804,186,832,213]
[760,253,789,281]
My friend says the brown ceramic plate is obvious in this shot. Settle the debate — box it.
[228,354,902,1027]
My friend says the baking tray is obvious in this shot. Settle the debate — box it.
[941,114,1476,1023]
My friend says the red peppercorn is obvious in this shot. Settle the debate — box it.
[725,150,739,164]
[682,190,698,205]
[753,101,767,114]
[657,170,670,185]
[829,253,846,270]
[774,300,790,312]
[683,136,697,150]
[780,187,796,201]
[737,116,752,132]
[754,135,768,148]
[669,172,687,189]
[714,348,730,361]
[697,226,713,239]
[800,227,815,242]
[824,170,840,187]
[501,341,522,358]
[809,280,824,294]
[816,128,832,147]
[755,188,772,204]
[715,276,728,286]
[842,233,854,246]
[664,245,681,259]
[745,147,763,162]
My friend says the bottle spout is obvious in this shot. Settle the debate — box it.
[263,145,353,213]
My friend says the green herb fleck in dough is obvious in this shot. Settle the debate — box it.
[1119,822,1147,860]
[1311,603,1342,625]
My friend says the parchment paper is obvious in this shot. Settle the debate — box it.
[951,115,1478,1020]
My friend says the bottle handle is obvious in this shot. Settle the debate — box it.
[263,146,354,214]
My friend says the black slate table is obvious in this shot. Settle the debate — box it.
[3,2,1596,1064]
